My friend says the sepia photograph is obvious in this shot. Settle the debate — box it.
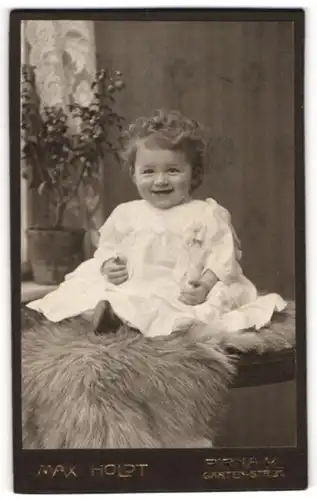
[12,8,306,494]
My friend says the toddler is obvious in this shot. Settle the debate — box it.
[27,110,286,337]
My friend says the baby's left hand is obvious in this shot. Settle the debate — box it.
[179,280,210,306]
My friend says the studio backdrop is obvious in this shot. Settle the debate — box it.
[22,20,294,298]
[19,16,297,452]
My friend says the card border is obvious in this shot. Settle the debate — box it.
[10,8,307,493]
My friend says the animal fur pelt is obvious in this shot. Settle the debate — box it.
[193,301,296,354]
[21,302,295,449]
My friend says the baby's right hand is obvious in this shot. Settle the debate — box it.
[101,256,128,285]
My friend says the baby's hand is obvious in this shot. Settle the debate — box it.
[179,280,210,306]
[101,256,128,285]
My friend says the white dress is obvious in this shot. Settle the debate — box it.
[27,198,287,338]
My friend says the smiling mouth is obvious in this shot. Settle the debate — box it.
[151,189,174,195]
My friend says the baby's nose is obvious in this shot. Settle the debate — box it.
[154,173,168,185]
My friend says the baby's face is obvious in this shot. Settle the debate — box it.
[133,143,192,210]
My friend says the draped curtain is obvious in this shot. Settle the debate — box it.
[23,20,97,113]
[21,20,99,271]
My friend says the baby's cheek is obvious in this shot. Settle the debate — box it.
[176,177,191,195]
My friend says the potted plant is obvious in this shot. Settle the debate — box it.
[21,64,125,285]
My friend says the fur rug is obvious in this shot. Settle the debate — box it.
[21,302,295,449]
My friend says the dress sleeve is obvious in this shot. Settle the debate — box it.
[93,205,126,265]
[203,199,242,285]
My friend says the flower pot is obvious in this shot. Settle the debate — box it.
[27,228,86,285]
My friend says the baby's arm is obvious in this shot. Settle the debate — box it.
[203,221,240,288]
[179,269,218,306]
[200,269,219,290]
[180,203,241,306]
[101,256,128,285]
[93,205,129,285]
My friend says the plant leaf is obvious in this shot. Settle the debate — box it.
[37,181,46,196]
[27,135,39,144]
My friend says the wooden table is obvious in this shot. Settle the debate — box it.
[234,347,296,388]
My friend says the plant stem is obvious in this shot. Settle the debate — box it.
[53,162,86,227]
[54,200,66,227]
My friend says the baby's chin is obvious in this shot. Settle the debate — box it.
[146,195,184,210]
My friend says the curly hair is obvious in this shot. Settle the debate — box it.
[120,109,207,191]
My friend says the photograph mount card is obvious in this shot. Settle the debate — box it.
[10,8,306,494]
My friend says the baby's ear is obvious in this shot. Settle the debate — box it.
[131,169,137,185]
[128,163,135,183]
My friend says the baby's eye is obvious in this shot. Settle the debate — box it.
[142,168,154,175]
[168,167,180,174]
